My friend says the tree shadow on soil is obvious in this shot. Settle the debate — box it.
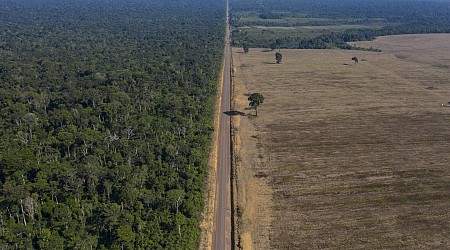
[224,110,246,116]
[261,49,274,52]
[262,62,276,65]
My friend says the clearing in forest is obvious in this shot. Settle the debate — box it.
[232,34,450,249]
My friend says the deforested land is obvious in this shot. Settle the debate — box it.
[232,34,450,249]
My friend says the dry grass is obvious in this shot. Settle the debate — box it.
[354,34,450,68]
[231,60,274,250]
[232,34,450,249]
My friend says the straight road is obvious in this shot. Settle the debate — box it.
[213,0,231,249]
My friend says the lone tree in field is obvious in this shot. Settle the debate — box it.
[352,56,359,64]
[275,38,282,52]
[243,43,249,53]
[270,42,277,51]
[248,93,265,116]
[275,52,283,64]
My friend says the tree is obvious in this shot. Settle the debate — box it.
[116,224,136,248]
[352,56,359,64]
[243,43,249,53]
[270,42,277,51]
[248,93,265,116]
[275,39,282,51]
[275,52,283,64]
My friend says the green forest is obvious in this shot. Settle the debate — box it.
[0,0,225,249]
[231,0,450,49]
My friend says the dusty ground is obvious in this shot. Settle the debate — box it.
[232,34,450,249]
[354,34,450,68]
[231,59,274,250]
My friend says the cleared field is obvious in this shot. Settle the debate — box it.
[237,16,335,26]
[354,34,450,69]
[232,34,450,249]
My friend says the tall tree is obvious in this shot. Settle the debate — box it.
[275,52,283,64]
[243,43,249,53]
[270,42,276,51]
[248,93,265,116]
[275,39,283,51]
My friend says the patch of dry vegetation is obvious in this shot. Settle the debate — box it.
[231,62,274,250]
[354,34,450,69]
[232,34,450,249]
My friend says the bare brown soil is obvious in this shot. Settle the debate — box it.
[232,34,450,249]
[354,34,450,68]
[231,60,274,250]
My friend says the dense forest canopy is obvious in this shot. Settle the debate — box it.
[0,0,225,249]
[231,0,450,49]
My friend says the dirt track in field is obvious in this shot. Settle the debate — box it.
[232,34,450,249]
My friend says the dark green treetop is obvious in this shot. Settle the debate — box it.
[275,52,283,64]
[243,43,249,53]
[248,93,265,116]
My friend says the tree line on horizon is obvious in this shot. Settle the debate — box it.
[231,0,450,49]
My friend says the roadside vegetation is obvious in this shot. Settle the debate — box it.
[0,0,224,248]
[231,0,450,49]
